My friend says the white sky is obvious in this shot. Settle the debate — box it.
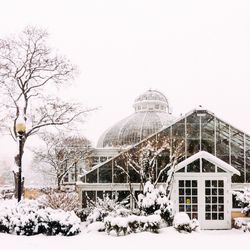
[1,0,250,146]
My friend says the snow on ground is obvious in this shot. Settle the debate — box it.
[0,226,249,250]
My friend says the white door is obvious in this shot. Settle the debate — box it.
[174,175,231,229]
[200,178,230,229]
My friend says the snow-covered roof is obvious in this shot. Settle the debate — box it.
[174,151,240,176]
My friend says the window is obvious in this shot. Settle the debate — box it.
[82,191,97,208]
[113,159,127,183]
[186,113,200,157]
[99,162,112,183]
[97,191,113,200]
[216,119,229,163]
[202,159,215,172]
[187,159,200,172]
[63,174,69,182]
[231,127,244,183]
[86,169,97,183]
[201,114,215,154]
[115,191,130,206]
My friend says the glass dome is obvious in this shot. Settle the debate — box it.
[97,90,173,148]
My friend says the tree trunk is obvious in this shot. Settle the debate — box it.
[57,177,61,191]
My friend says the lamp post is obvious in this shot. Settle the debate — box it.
[15,120,26,202]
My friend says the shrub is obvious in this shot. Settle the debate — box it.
[38,191,79,212]
[233,189,250,215]
[138,181,174,225]
[234,218,250,232]
[75,207,92,222]
[0,200,81,236]
[104,214,161,236]
[173,212,199,233]
[86,194,131,225]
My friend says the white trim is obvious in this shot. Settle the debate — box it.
[173,151,240,176]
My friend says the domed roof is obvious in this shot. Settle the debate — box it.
[97,90,173,148]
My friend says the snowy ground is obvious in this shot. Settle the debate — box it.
[1,225,249,250]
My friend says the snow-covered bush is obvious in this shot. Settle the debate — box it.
[138,181,173,225]
[0,199,81,236]
[173,212,199,233]
[233,188,250,215]
[86,221,105,232]
[86,194,131,225]
[75,207,92,222]
[104,214,161,236]
[233,218,250,232]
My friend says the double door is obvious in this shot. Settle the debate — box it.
[174,176,231,229]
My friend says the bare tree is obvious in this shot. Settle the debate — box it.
[33,132,92,190]
[114,136,184,205]
[0,26,92,189]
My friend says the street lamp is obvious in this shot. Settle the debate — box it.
[15,119,26,202]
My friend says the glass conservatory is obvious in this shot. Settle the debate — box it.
[77,107,250,229]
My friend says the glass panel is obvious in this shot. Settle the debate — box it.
[212,213,217,220]
[99,162,112,183]
[187,159,200,172]
[172,120,185,159]
[187,139,200,157]
[97,191,113,200]
[217,167,226,172]
[177,168,185,173]
[202,159,215,172]
[192,180,197,187]
[114,159,127,183]
[179,180,184,187]
[216,119,229,163]
[219,196,224,204]
[205,189,211,195]
[231,127,244,183]
[156,149,170,182]
[179,205,185,212]
[129,167,141,183]
[201,114,215,154]
[116,191,130,206]
[86,169,97,183]
[205,180,211,187]
[82,191,87,208]
[179,196,185,203]
[218,213,224,220]
[206,213,211,220]
[86,191,96,204]
[186,113,200,157]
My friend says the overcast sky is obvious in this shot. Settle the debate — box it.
[1,0,250,146]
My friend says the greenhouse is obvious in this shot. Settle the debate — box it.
[77,91,250,229]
